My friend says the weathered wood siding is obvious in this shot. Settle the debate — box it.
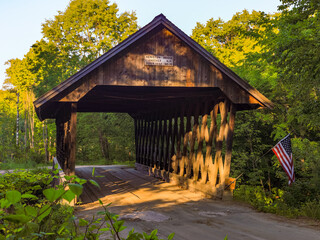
[60,27,260,106]
[135,98,237,198]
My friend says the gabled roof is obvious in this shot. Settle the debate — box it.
[34,14,273,118]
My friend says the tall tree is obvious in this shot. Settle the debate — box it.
[270,0,320,136]
[2,0,138,164]
[41,0,138,71]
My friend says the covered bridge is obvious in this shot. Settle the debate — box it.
[34,14,273,198]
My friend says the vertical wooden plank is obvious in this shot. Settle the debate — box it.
[143,117,150,165]
[207,102,219,185]
[134,118,139,164]
[55,120,65,169]
[159,115,167,170]
[186,101,195,178]
[176,102,185,176]
[223,102,236,179]
[147,115,154,166]
[155,116,162,169]
[140,117,147,165]
[165,115,172,172]
[138,116,144,164]
[153,117,159,168]
[150,113,157,167]
[195,101,206,181]
[63,119,69,171]
[147,117,153,165]
[136,117,141,164]
[213,99,229,193]
[182,103,191,177]
[171,108,178,173]
[189,101,199,179]
[68,102,77,176]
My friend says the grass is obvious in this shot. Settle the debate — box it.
[0,161,50,170]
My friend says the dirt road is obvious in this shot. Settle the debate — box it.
[75,166,320,240]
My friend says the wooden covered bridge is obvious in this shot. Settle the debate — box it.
[34,14,273,198]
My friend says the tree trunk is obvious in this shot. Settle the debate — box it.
[99,130,110,163]
[43,120,49,162]
[16,92,19,146]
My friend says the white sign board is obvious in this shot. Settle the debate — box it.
[144,55,173,66]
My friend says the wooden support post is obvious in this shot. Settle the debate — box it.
[184,104,192,177]
[136,117,141,163]
[56,121,65,170]
[147,115,154,166]
[179,104,186,176]
[140,117,146,165]
[208,102,218,185]
[189,101,199,179]
[159,116,166,170]
[55,103,77,176]
[165,116,172,172]
[171,108,179,173]
[134,118,139,163]
[155,117,162,169]
[68,103,77,176]
[195,101,206,181]
[223,103,236,179]
[150,113,158,167]
[212,99,229,196]
[143,117,150,165]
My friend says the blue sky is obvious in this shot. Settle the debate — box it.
[0,0,281,88]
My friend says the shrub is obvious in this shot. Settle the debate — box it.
[0,168,175,239]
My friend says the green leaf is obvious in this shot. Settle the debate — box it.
[62,190,76,203]
[21,193,38,199]
[92,167,95,177]
[0,198,11,208]
[79,218,89,227]
[38,206,52,222]
[89,179,100,188]
[224,235,228,240]
[57,225,65,234]
[68,183,83,196]
[150,229,158,238]
[6,190,21,204]
[26,222,39,232]
[119,225,127,232]
[100,228,110,232]
[5,214,31,223]
[43,188,65,201]
[25,206,37,217]
[168,232,175,240]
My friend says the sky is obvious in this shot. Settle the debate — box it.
[0,0,281,88]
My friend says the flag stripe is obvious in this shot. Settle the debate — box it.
[272,147,293,180]
[272,134,295,185]
[277,145,293,179]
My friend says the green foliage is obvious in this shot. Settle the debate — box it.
[76,112,135,165]
[0,168,52,203]
[1,0,138,167]
[234,184,320,220]
[0,168,175,239]
[268,0,320,134]
[192,3,320,222]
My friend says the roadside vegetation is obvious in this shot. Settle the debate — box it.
[0,168,175,239]
[0,0,319,223]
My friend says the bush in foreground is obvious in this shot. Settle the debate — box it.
[0,168,175,240]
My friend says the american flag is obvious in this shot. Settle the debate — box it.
[272,134,295,185]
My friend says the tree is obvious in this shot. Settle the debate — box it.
[191,10,278,185]
[41,0,138,70]
[1,0,139,165]
[269,0,320,136]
